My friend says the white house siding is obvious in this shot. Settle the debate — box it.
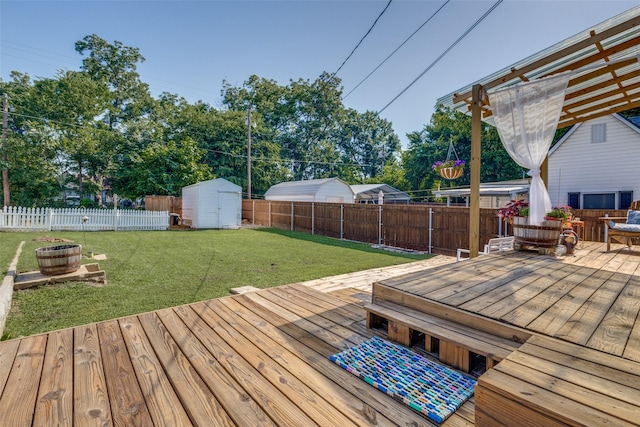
[548,115,640,208]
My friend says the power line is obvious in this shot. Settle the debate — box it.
[378,0,504,114]
[343,0,450,100]
[332,0,393,77]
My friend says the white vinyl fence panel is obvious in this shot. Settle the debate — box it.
[0,206,169,232]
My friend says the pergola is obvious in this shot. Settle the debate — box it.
[437,5,640,257]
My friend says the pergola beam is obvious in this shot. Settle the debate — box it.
[453,15,640,104]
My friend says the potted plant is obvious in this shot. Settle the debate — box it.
[497,200,562,251]
[545,205,573,228]
[497,200,529,224]
[432,159,466,179]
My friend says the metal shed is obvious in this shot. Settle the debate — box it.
[433,179,530,208]
[350,184,411,204]
[264,178,355,203]
[181,178,242,229]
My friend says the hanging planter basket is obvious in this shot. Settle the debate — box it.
[439,167,464,180]
[432,138,465,180]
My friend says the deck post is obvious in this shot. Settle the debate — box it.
[469,83,483,257]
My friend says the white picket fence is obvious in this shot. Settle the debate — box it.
[0,206,169,232]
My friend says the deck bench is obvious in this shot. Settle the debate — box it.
[365,300,522,374]
[456,236,515,261]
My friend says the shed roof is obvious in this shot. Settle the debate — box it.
[350,184,411,202]
[182,177,241,191]
[264,178,352,197]
[437,6,640,129]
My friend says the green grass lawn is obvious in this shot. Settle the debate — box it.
[1,228,431,338]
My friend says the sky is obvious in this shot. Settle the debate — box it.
[1,0,639,148]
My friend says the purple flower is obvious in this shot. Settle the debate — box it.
[432,159,465,172]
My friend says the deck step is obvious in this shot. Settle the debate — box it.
[365,300,522,374]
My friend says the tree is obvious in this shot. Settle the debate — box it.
[29,70,109,200]
[222,73,402,185]
[75,34,152,130]
[336,109,400,182]
[402,106,522,200]
[1,73,70,206]
[111,137,213,198]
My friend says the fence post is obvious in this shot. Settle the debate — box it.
[291,202,294,231]
[429,208,433,254]
[48,208,53,231]
[252,200,255,225]
[378,205,382,246]
[113,202,118,231]
[340,204,344,240]
[268,201,272,227]
[312,202,315,235]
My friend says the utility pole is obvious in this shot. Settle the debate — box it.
[2,93,9,207]
[247,104,252,200]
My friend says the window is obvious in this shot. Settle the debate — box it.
[620,191,634,209]
[591,123,606,143]
[583,193,615,209]
[568,192,580,209]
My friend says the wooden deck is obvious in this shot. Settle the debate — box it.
[373,242,640,362]
[369,241,640,426]
[0,267,471,427]
[2,241,639,426]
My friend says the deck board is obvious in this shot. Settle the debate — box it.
[98,320,155,426]
[0,338,19,399]
[0,335,47,426]
[118,316,194,427]
[73,324,112,426]
[33,328,73,427]
[137,311,236,427]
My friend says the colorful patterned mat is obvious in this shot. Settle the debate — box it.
[329,336,476,423]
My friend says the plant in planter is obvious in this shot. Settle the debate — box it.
[432,159,466,179]
[497,200,529,223]
[545,205,573,228]
[497,200,562,250]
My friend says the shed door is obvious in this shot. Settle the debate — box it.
[218,191,240,228]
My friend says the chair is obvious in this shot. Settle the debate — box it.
[605,200,640,252]
[456,236,515,261]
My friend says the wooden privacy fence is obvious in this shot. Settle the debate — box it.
[242,200,616,256]
[0,206,169,232]
[145,195,182,218]
[243,200,499,255]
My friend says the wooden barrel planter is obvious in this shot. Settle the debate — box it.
[512,217,562,249]
[35,244,82,276]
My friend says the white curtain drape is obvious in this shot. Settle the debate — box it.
[487,72,572,226]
